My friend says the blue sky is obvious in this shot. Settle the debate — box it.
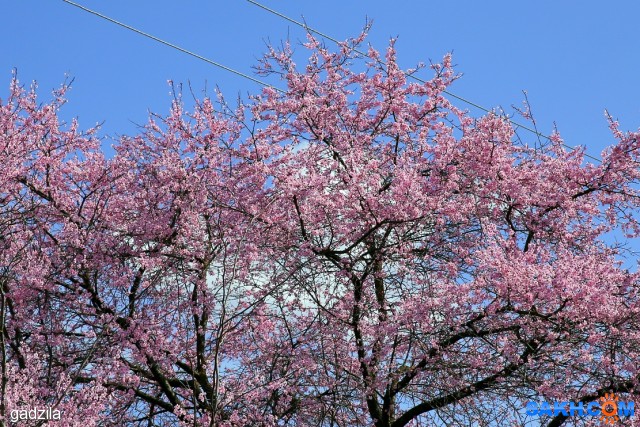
[3,1,640,160]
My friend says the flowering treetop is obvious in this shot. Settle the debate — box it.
[1,33,640,427]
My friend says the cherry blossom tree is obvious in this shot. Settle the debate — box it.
[2,33,640,426]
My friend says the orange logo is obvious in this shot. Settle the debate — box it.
[525,391,634,423]
[599,393,620,425]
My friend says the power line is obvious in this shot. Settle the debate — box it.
[61,0,601,162]
[244,0,602,162]
[61,0,281,92]
[244,0,510,115]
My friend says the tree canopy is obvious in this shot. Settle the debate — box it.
[2,34,640,426]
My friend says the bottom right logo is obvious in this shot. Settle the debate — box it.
[525,392,634,425]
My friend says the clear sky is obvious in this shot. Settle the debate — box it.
[3,1,640,161]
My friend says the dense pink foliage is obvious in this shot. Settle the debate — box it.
[2,35,640,426]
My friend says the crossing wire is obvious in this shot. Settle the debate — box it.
[61,0,282,92]
[61,0,601,162]
[244,0,602,162]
